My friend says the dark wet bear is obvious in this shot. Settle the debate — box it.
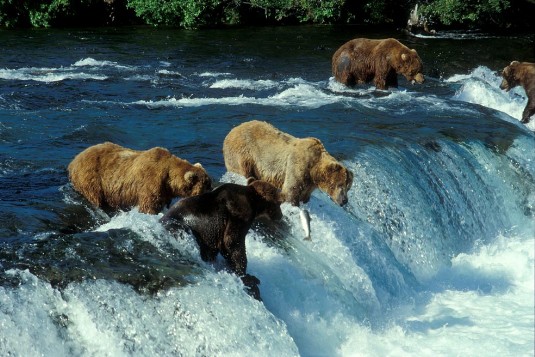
[332,37,424,90]
[160,179,283,300]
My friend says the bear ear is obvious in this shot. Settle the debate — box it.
[184,171,197,183]
[510,60,519,65]
[401,53,408,61]
[328,163,342,174]
[193,162,203,168]
[347,169,354,186]
[246,177,256,185]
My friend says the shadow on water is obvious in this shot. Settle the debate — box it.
[0,228,202,294]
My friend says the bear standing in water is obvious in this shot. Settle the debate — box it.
[223,120,353,240]
[332,37,425,90]
[68,142,211,214]
[223,120,353,208]
[500,61,535,124]
[160,178,283,300]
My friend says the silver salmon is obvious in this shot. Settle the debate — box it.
[300,209,311,241]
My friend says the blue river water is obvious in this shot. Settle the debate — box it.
[0,27,534,356]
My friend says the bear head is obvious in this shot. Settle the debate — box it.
[247,178,283,221]
[314,160,353,206]
[169,162,212,198]
[500,61,521,92]
[392,49,425,85]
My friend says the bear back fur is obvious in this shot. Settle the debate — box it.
[332,37,424,89]
[68,142,211,214]
[223,120,353,206]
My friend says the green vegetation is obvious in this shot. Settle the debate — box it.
[126,0,230,28]
[245,0,344,23]
[419,0,511,27]
[0,0,126,27]
[0,0,532,31]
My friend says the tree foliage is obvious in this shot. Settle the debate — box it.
[0,0,132,28]
[246,0,344,23]
[419,0,511,27]
[0,0,532,30]
[126,0,240,28]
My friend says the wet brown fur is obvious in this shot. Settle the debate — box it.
[160,178,283,300]
[68,142,211,214]
[500,61,535,124]
[223,120,353,207]
[332,38,424,90]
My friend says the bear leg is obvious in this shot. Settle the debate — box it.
[522,98,534,123]
[374,76,387,90]
[241,274,262,301]
[221,224,248,276]
[198,242,218,262]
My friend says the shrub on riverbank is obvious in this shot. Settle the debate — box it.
[0,0,533,32]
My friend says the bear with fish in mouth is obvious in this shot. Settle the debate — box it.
[223,120,353,240]
[332,37,425,90]
[499,61,535,124]
[160,178,283,300]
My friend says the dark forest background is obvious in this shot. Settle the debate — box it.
[1,0,534,32]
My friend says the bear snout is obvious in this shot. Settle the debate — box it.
[270,206,283,220]
[499,79,511,91]
[338,195,349,206]
[413,73,425,84]
[257,203,283,221]
[334,192,349,206]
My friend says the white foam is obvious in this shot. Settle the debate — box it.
[411,32,499,40]
[209,77,310,91]
[0,269,299,356]
[157,69,181,76]
[73,57,133,70]
[198,71,232,77]
[0,67,107,82]
[133,83,343,109]
[0,57,140,83]
[133,95,258,108]
[93,209,197,257]
[340,234,534,357]
[327,76,373,95]
[268,83,340,108]
[447,66,532,127]
[209,78,278,90]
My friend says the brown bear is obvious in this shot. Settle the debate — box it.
[222,120,353,207]
[68,142,212,214]
[332,37,425,90]
[499,61,535,124]
[160,178,283,300]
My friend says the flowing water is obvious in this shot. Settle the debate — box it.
[0,26,534,356]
